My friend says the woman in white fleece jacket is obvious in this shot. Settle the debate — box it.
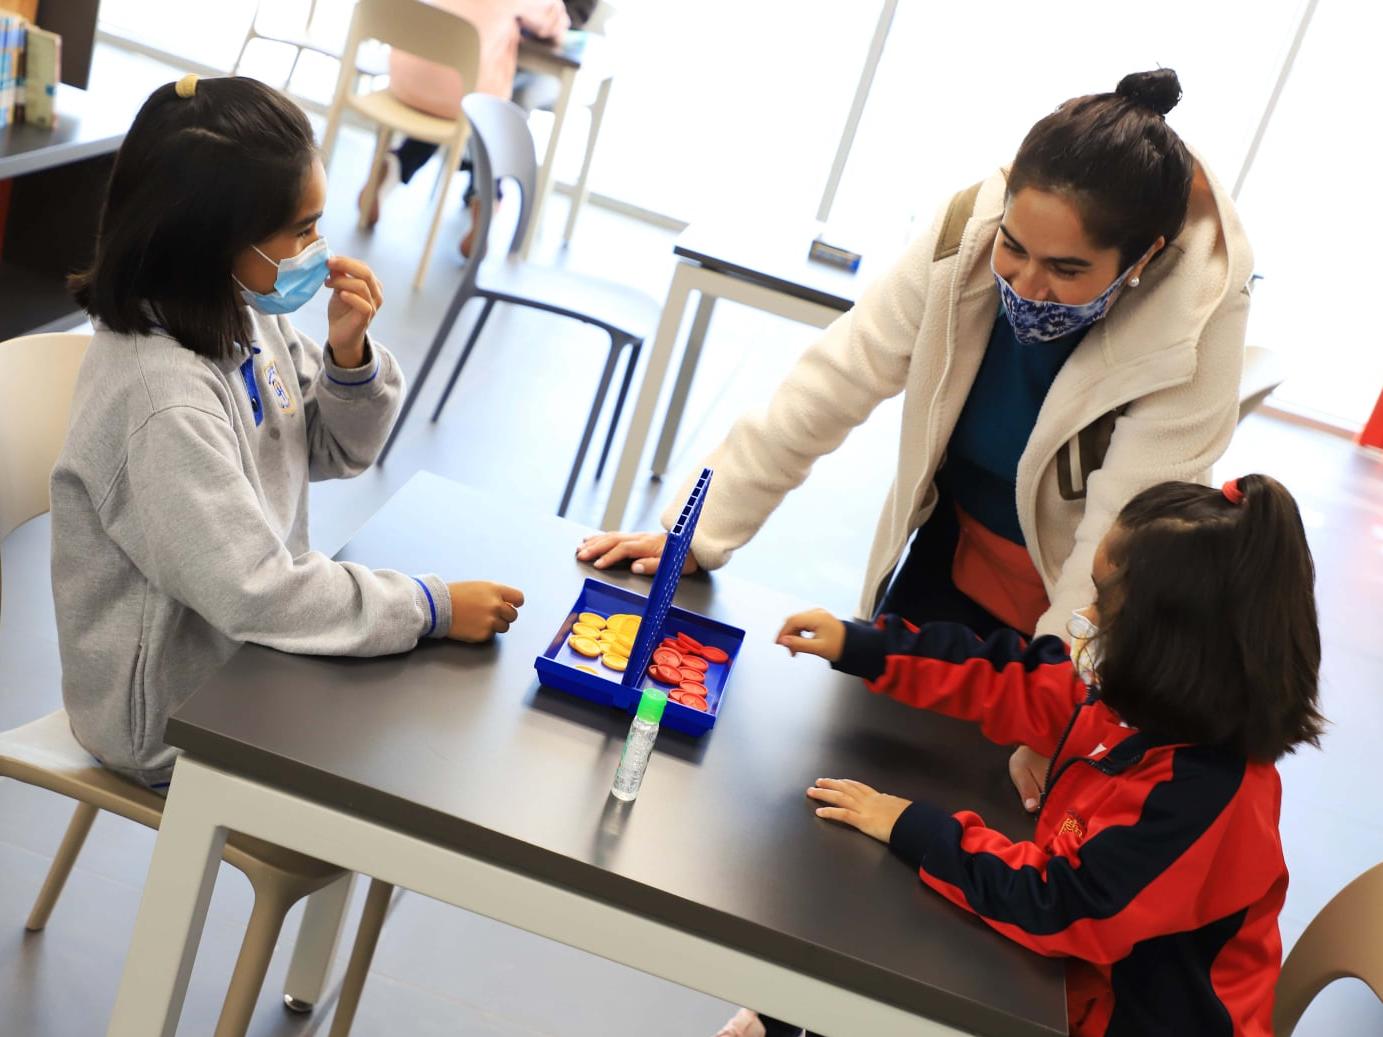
[580,69,1253,972]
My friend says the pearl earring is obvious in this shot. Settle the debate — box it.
[1129,276,1141,288]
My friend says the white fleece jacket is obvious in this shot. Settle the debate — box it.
[662,162,1254,638]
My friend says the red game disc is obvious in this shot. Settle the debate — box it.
[652,648,683,668]
[677,681,708,698]
[677,631,704,652]
[700,645,729,664]
[680,656,708,673]
[680,695,709,712]
[678,667,706,683]
[647,664,679,684]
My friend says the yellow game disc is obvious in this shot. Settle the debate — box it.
[568,635,602,657]
[600,653,628,671]
[613,636,634,655]
[574,664,600,674]
[572,623,601,639]
[577,612,607,630]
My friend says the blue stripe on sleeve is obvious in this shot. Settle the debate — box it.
[413,577,438,636]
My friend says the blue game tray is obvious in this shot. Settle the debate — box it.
[534,469,743,735]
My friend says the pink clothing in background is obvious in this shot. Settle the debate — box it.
[387,0,568,119]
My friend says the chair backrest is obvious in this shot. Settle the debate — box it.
[347,0,481,79]
[461,93,538,263]
[1273,859,1383,1035]
[0,332,91,626]
[321,0,481,166]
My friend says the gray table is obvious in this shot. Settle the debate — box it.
[0,83,130,338]
[600,219,903,528]
[107,472,1065,1037]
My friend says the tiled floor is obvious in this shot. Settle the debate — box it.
[2,43,1381,1037]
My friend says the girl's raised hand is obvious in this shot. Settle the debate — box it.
[807,778,911,843]
[775,608,846,661]
[325,255,384,366]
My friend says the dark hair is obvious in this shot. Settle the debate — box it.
[1008,69,1194,270]
[1092,475,1324,762]
[71,77,317,360]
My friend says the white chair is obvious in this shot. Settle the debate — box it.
[1274,860,1383,1035]
[319,0,481,289]
[0,332,363,1036]
[231,0,392,90]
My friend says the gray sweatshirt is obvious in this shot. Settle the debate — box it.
[50,309,452,786]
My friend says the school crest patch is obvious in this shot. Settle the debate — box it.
[263,361,296,415]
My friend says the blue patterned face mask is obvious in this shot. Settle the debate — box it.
[992,254,1134,345]
[236,238,331,315]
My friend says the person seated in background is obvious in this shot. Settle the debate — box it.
[358,0,596,256]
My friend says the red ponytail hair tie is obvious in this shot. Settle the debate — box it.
[1222,478,1245,505]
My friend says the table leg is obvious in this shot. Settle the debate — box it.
[650,291,716,478]
[562,74,613,246]
[520,66,577,260]
[106,762,229,1037]
[599,261,696,530]
[282,872,356,1011]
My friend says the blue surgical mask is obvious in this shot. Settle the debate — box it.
[992,255,1134,345]
[236,238,331,315]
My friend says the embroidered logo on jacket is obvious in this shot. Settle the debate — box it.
[263,361,296,415]
[1058,812,1087,841]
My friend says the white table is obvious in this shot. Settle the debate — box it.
[599,221,884,529]
[105,473,1066,1037]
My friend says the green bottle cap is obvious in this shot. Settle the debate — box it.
[636,687,667,725]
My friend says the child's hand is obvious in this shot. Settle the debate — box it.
[807,778,911,844]
[325,256,384,367]
[776,608,846,662]
[1009,744,1050,814]
[447,581,525,641]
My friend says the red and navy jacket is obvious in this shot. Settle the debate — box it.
[837,616,1287,1037]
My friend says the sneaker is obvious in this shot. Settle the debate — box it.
[357,151,401,230]
[714,1009,766,1037]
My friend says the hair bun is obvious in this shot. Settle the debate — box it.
[1116,68,1181,116]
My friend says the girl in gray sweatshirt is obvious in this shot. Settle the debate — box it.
[53,75,524,787]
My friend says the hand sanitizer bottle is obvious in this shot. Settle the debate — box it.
[611,688,668,801]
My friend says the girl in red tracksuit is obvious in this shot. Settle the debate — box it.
[767,475,1325,1037]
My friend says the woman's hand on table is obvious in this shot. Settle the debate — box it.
[576,531,697,576]
[1009,744,1050,813]
[807,778,911,843]
[447,581,525,641]
[775,608,846,663]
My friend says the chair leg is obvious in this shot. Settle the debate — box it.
[414,134,465,289]
[357,127,392,232]
[596,337,641,481]
[328,878,395,1037]
[432,297,498,422]
[25,801,99,931]
[213,882,299,1037]
[559,341,622,518]
[378,283,478,463]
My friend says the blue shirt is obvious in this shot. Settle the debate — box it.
[946,309,1085,544]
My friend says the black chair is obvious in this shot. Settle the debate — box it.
[380,93,658,516]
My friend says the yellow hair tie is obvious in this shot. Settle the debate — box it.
[174,74,199,99]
